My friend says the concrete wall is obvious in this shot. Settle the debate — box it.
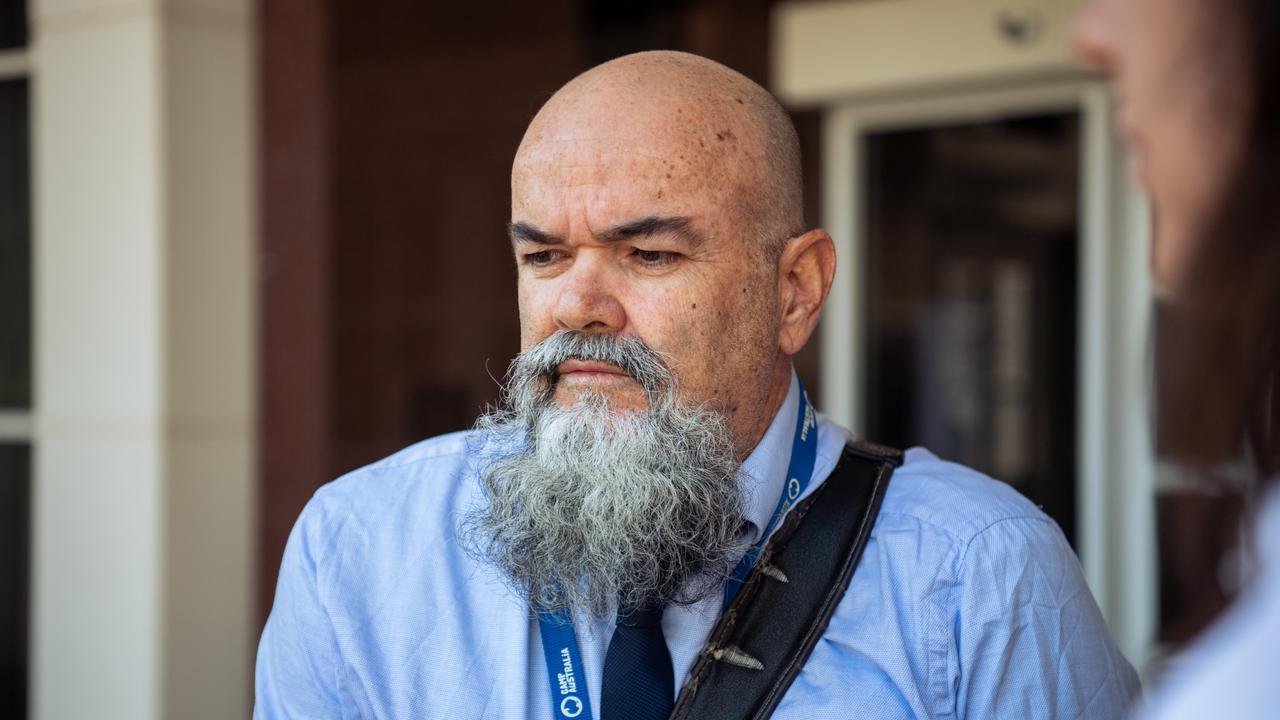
[32,1,256,717]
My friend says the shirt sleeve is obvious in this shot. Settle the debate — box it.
[952,517,1141,719]
[254,498,347,719]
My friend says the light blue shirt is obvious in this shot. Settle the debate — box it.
[255,375,1140,718]
[1140,488,1280,720]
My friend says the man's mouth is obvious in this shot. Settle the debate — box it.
[556,359,631,382]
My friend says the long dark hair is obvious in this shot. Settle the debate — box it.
[1162,0,1280,482]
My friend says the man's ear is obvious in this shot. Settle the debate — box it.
[776,228,836,356]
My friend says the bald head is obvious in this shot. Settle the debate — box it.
[513,51,804,256]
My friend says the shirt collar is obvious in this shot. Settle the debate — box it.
[736,371,801,547]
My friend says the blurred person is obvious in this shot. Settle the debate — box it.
[254,51,1138,719]
[1074,1,1280,718]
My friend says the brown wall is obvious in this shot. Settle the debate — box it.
[258,0,822,622]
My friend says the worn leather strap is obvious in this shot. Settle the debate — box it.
[669,441,902,720]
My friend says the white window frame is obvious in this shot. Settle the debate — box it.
[820,81,1159,671]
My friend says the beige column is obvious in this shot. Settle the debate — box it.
[32,1,256,718]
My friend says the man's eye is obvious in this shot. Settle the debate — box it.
[633,249,677,266]
[522,250,561,266]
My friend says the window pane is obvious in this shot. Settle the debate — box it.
[0,78,30,409]
[0,443,29,719]
[862,113,1081,545]
[0,0,25,50]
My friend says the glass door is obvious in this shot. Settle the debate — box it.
[821,83,1157,670]
[861,112,1081,542]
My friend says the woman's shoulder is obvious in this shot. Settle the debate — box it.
[1142,489,1280,720]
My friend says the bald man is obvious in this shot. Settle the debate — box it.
[255,52,1140,719]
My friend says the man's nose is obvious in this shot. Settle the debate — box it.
[552,252,626,333]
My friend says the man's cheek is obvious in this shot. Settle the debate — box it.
[516,287,554,341]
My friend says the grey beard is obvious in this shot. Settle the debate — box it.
[461,331,747,618]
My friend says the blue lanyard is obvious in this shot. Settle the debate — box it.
[722,384,817,608]
[537,610,594,719]
[535,383,817,720]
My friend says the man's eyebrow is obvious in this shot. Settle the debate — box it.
[508,216,703,246]
[508,222,562,245]
[601,216,702,246]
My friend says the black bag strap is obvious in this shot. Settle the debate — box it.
[669,440,902,720]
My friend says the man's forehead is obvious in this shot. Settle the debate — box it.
[510,64,779,236]
[515,125,736,172]
[513,128,746,212]
[517,137,669,175]
[506,135,732,230]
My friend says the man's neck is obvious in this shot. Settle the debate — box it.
[735,356,795,463]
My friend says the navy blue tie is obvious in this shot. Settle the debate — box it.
[600,603,674,720]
